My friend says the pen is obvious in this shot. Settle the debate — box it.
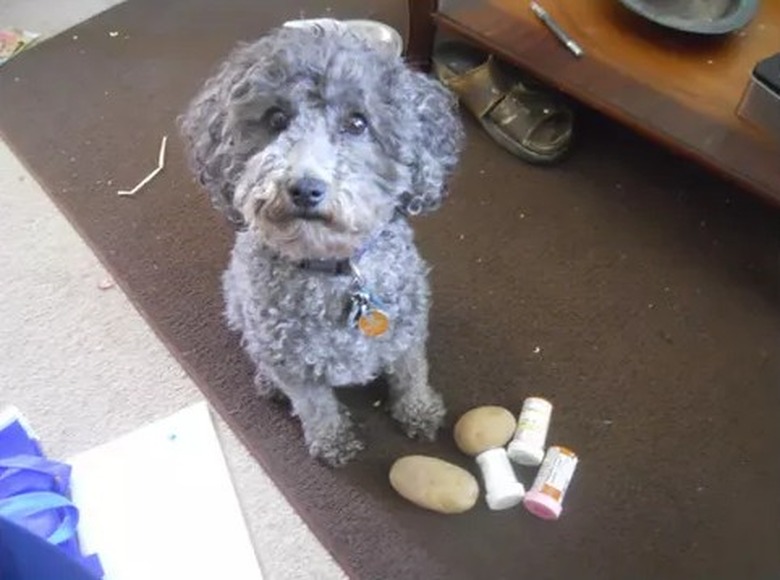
[530,2,584,58]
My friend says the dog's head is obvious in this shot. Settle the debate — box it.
[180,25,463,261]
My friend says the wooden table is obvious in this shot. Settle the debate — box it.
[407,0,780,206]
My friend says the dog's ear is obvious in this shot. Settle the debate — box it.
[179,47,256,228]
[398,68,464,215]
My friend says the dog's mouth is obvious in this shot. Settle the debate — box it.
[292,208,331,223]
[265,207,336,227]
[258,198,342,229]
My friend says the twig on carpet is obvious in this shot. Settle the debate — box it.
[117,135,167,196]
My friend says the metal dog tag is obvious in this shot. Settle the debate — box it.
[347,261,391,338]
[357,306,390,338]
[348,291,370,328]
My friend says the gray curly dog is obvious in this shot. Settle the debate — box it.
[180,24,464,465]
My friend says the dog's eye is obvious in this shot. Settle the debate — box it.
[342,113,368,136]
[264,108,291,133]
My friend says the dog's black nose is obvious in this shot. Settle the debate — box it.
[289,177,327,208]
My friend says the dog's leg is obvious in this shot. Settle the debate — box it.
[253,367,286,401]
[387,342,446,440]
[235,319,361,464]
[286,383,365,466]
[222,266,244,334]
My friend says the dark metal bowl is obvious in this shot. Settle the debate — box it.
[618,0,760,35]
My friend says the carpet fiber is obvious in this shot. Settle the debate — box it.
[1,0,779,578]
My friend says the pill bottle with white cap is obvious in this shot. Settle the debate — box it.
[507,397,552,466]
[475,447,526,510]
[523,445,578,520]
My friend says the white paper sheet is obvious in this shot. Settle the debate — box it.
[68,402,263,580]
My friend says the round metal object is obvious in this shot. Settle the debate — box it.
[618,0,760,35]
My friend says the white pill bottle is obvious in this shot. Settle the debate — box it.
[523,445,579,520]
[507,397,553,466]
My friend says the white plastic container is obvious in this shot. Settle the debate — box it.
[282,18,403,58]
[507,397,553,466]
[475,447,526,510]
[523,445,578,520]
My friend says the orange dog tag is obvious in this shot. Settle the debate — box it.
[358,308,390,337]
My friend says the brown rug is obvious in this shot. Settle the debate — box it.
[1,1,779,578]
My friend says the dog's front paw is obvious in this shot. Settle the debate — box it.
[391,389,446,441]
[306,414,365,467]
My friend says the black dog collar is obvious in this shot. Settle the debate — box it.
[297,258,352,275]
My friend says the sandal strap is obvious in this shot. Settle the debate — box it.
[488,87,572,149]
[444,56,510,119]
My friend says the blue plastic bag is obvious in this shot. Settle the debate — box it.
[0,406,103,578]
[0,516,100,580]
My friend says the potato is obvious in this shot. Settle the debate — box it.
[389,455,479,514]
[453,406,516,456]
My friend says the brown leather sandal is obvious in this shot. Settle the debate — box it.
[433,42,573,164]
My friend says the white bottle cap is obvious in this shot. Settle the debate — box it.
[475,447,525,510]
[507,440,546,466]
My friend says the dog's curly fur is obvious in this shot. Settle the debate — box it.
[180,24,463,465]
